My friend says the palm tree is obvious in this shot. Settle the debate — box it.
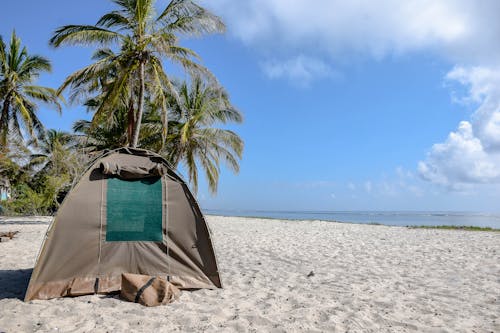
[50,0,225,148]
[73,76,244,194]
[72,117,128,153]
[0,31,62,146]
[162,76,243,193]
[29,129,78,177]
[28,129,85,210]
[73,97,164,153]
[0,137,31,187]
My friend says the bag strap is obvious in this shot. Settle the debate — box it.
[134,277,156,303]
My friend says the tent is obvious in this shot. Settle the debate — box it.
[25,147,221,301]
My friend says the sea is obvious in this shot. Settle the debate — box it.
[204,210,500,229]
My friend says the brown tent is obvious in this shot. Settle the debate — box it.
[25,147,221,301]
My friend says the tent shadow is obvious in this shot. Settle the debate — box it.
[0,268,32,300]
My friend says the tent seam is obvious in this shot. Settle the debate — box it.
[97,176,104,281]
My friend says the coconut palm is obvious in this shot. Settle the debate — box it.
[162,76,243,193]
[73,76,244,194]
[0,31,62,146]
[50,0,225,148]
[0,137,31,187]
[28,129,85,211]
[72,117,128,153]
[72,93,167,153]
[29,129,78,176]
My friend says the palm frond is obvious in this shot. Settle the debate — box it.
[23,86,63,114]
[57,56,117,99]
[91,48,116,60]
[158,0,225,36]
[18,55,52,80]
[50,25,120,47]
[91,62,135,125]
[13,93,34,137]
[96,11,130,30]
[0,34,6,65]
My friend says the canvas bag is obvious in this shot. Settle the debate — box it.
[120,273,181,306]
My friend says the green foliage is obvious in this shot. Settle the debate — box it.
[162,76,243,193]
[51,0,225,148]
[408,225,500,232]
[3,175,69,215]
[0,140,31,186]
[0,30,62,146]
[76,75,244,194]
[0,151,22,182]
[1,129,88,215]
[29,129,83,180]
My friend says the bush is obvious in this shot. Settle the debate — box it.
[2,175,70,215]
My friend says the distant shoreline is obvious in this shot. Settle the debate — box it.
[1,214,499,231]
[204,214,500,231]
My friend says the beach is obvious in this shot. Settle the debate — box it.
[0,215,499,332]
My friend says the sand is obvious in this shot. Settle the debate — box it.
[0,215,499,333]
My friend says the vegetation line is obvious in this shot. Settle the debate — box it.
[407,225,500,232]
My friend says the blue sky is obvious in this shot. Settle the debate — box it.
[2,1,500,212]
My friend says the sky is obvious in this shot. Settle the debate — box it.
[2,0,500,212]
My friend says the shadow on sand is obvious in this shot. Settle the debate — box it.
[0,269,32,300]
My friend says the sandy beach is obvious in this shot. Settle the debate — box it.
[0,215,499,332]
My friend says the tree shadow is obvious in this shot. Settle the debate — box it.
[0,268,32,300]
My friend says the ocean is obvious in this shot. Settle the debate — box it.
[204,210,500,229]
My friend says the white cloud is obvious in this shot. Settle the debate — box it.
[204,0,500,66]
[202,1,500,190]
[260,55,335,86]
[347,169,424,198]
[201,0,500,87]
[419,67,500,188]
[291,180,336,189]
[446,67,500,151]
[364,181,372,193]
[419,121,500,188]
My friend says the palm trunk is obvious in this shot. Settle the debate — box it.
[131,61,145,148]
[162,108,169,150]
[0,95,12,146]
[126,96,135,145]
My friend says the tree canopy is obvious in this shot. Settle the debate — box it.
[0,30,62,147]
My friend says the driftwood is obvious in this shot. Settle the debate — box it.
[0,231,19,242]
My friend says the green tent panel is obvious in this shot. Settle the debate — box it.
[106,178,163,242]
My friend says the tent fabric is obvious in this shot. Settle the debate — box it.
[100,161,165,179]
[25,148,222,301]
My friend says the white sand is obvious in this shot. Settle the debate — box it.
[0,215,499,332]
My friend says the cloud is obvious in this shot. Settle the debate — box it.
[347,169,424,198]
[294,180,336,189]
[419,121,500,188]
[364,181,372,193]
[202,1,500,190]
[204,0,500,66]
[446,67,500,151]
[260,55,336,86]
[419,66,500,188]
